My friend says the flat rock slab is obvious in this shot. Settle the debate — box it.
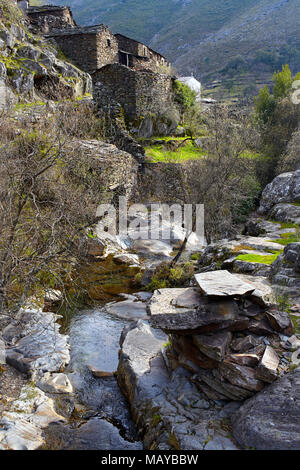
[231,368,300,450]
[148,288,250,333]
[105,299,148,321]
[231,274,276,307]
[3,309,70,377]
[195,271,255,298]
[87,365,114,378]
[219,361,264,392]
[148,287,201,319]
[229,353,260,368]
[194,369,254,401]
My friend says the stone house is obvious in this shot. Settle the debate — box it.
[47,25,119,74]
[26,5,77,33]
[115,33,170,72]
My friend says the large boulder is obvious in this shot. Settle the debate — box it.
[258,170,300,215]
[270,243,300,295]
[231,368,300,450]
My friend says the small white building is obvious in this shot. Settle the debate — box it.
[178,75,202,102]
[17,1,29,12]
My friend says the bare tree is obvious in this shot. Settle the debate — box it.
[0,105,115,319]
[171,105,260,264]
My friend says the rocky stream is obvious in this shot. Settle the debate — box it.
[1,170,300,450]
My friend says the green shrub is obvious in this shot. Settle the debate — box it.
[173,80,197,116]
[146,261,194,292]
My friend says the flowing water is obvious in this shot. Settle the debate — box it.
[44,302,144,450]
[43,218,203,450]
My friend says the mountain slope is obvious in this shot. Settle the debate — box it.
[52,0,300,98]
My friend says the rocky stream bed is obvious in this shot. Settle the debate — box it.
[1,170,300,450]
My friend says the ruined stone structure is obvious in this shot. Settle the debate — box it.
[115,33,170,72]
[93,64,175,120]
[26,5,77,34]
[47,25,119,74]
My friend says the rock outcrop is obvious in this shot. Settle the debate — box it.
[0,3,91,108]
[63,139,139,202]
[147,271,294,404]
[0,383,66,450]
[0,308,72,449]
[118,269,297,449]
[3,309,70,379]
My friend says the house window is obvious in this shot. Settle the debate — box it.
[107,39,111,47]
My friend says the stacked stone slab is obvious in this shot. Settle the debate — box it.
[148,270,294,402]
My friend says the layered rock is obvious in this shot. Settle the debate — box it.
[3,309,70,379]
[0,383,66,450]
[117,320,238,450]
[0,5,91,108]
[0,307,73,450]
[147,271,294,403]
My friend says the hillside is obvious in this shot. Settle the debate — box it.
[52,0,300,100]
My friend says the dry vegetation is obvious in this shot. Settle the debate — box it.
[0,102,115,319]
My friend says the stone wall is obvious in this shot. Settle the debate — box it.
[93,64,175,120]
[48,26,119,74]
[27,6,76,34]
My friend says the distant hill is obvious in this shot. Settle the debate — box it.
[51,0,300,100]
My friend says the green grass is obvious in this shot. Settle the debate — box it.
[145,141,206,162]
[280,222,299,229]
[269,228,300,246]
[235,252,282,265]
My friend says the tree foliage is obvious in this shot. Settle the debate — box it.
[173,80,197,117]
[254,64,300,185]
